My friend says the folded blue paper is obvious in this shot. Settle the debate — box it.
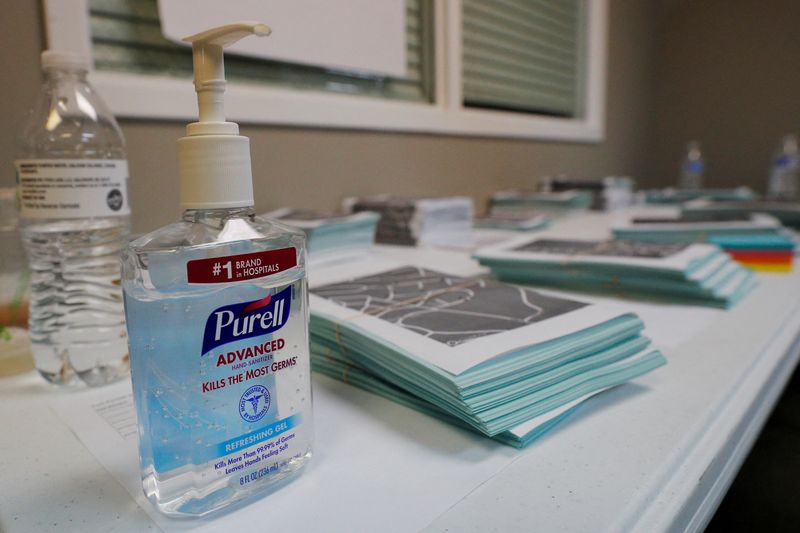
[474,237,756,308]
[309,260,666,446]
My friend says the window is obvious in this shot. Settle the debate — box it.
[44,0,607,141]
[462,0,585,118]
[89,0,434,103]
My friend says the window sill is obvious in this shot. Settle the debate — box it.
[95,70,604,143]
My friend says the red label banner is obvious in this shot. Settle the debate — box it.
[187,248,297,284]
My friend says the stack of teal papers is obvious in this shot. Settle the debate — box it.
[474,237,756,308]
[644,187,757,204]
[682,199,800,229]
[309,260,666,447]
[612,212,795,272]
[489,190,593,216]
[263,208,379,261]
[474,213,550,231]
[612,212,785,243]
[312,344,618,448]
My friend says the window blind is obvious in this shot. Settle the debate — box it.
[462,0,585,117]
[88,0,433,102]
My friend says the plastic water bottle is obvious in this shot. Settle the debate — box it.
[767,134,799,200]
[14,51,131,386]
[679,140,705,189]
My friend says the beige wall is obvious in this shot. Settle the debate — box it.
[648,0,800,191]
[1,2,45,188]
[1,1,656,233]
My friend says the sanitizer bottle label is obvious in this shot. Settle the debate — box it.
[187,248,297,283]
[125,250,312,490]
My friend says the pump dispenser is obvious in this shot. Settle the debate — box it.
[178,22,269,209]
[121,22,313,517]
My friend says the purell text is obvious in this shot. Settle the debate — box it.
[201,286,292,355]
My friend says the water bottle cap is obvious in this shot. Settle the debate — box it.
[41,50,90,72]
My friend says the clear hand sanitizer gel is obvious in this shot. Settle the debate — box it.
[15,51,130,386]
[121,23,313,517]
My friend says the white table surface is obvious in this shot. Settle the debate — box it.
[2,210,799,533]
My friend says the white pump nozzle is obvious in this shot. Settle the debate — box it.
[178,22,271,210]
[183,22,271,130]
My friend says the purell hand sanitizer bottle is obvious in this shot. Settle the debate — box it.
[121,23,313,517]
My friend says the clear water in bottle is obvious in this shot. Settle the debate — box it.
[15,51,131,386]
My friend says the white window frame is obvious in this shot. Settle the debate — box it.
[43,0,607,142]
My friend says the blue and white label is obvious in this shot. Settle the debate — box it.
[239,385,271,422]
[684,160,704,174]
[126,273,311,481]
[201,285,292,355]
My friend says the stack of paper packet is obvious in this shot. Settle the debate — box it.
[344,195,474,247]
[612,212,795,272]
[682,199,800,229]
[474,237,756,308]
[539,176,636,211]
[474,212,550,231]
[262,208,379,262]
[489,190,593,217]
[312,346,596,448]
[643,186,757,204]
[308,255,666,447]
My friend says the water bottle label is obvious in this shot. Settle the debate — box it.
[684,161,705,174]
[775,155,793,168]
[14,159,130,219]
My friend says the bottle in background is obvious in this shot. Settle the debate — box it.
[0,188,34,377]
[14,51,131,387]
[679,140,705,189]
[767,134,799,200]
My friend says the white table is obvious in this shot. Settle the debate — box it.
[2,211,799,533]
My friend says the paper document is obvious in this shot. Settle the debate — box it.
[51,376,525,532]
